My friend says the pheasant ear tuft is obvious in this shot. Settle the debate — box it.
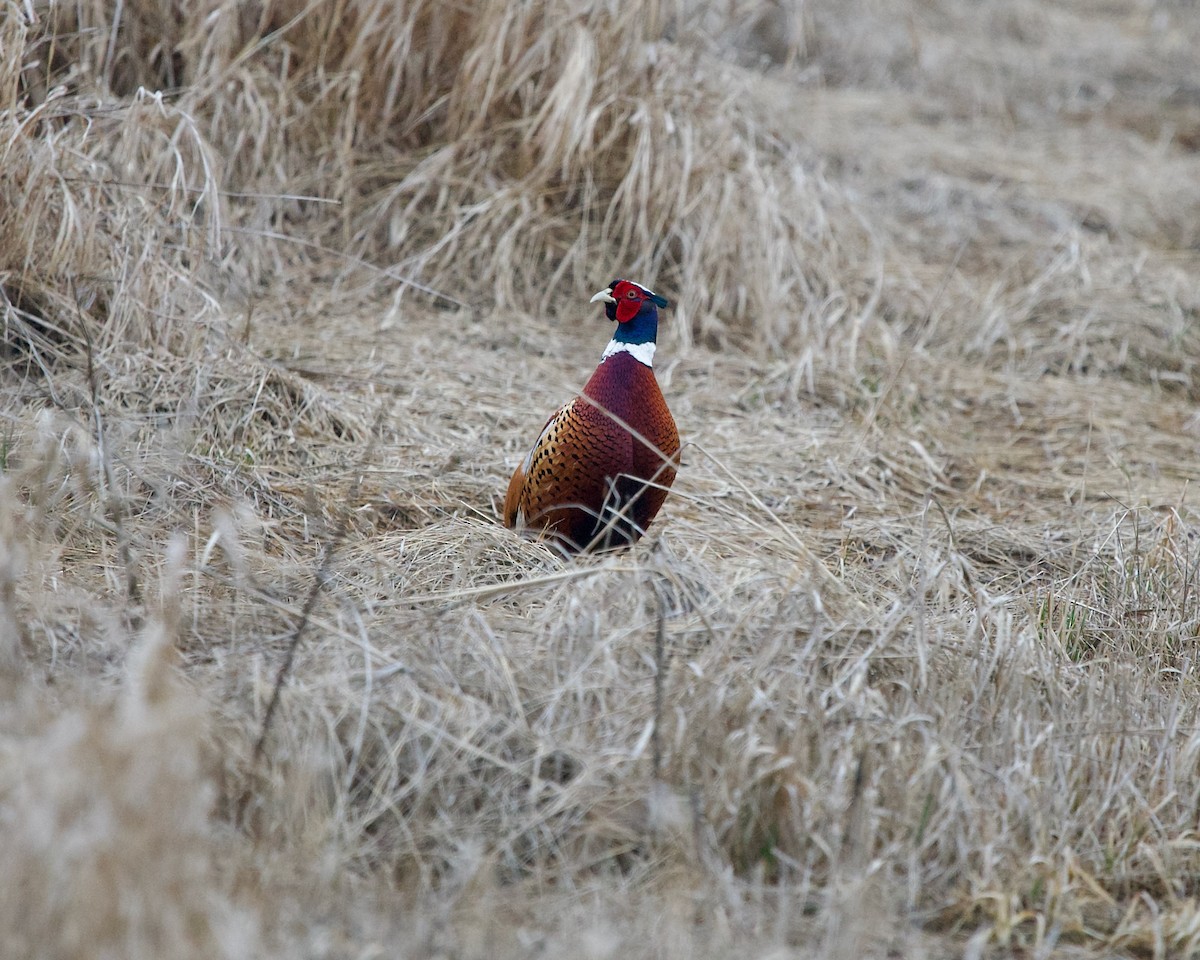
[614,279,667,309]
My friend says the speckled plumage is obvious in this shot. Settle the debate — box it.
[504,281,679,553]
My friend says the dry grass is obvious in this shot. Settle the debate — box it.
[4,0,1200,957]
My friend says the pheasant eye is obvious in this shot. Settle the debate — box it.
[626,290,638,298]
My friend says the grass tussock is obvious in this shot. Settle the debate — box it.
[28,0,890,354]
[4,0,1200,957]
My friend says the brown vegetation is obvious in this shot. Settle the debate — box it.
[3,0,1200,957]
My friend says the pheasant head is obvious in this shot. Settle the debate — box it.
[590,279,669,339]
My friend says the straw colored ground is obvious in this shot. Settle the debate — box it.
[3,1,1200,957]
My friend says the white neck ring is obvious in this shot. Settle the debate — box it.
[601,340,656,367]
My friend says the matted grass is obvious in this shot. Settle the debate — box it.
[3,0,1200,957]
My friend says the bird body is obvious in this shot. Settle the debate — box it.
[504,279,679,553]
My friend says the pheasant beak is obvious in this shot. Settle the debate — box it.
[589,287,616,304]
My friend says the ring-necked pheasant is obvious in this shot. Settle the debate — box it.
[503,279,680,553]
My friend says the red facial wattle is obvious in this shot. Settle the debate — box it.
[615,296,642,323]
[612,281,645,323]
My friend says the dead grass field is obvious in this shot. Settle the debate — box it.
[3,0,1200,957]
